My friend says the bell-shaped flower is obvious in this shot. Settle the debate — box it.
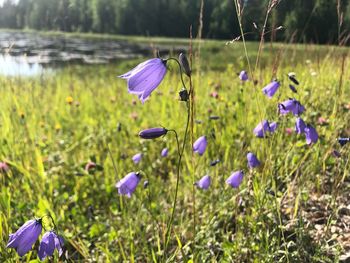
[226,170,244,188]
[132,153,142,164]
[118,58,167,103]
[295,117,306,134]
[305,125,318,145]
[38,231,64,261]
[247,152,260,168]
[193,136,207,156]
[338,138,349,147]
[262,80,280,98]
[253,120,278,138]
[115,172,141,198]
[7,219,42,257]
[139,127,167,139]
[195,175,211,190]
[161,148,168,157]
[239,71,248,81]
[278,98,305,116]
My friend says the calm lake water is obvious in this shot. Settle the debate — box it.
[0,31,183,76]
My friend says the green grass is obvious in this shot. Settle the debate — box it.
[0,32,350,262]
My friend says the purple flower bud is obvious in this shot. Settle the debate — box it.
[38,231,64,260]
[179,53,191,77]
[115,172,141,197]
[193,136,207,156]
[132,153,142,164]
[210,159,220,166]
[253,120,278,138]
[143,180,149,188]
[139,127,167,139]
[332,150,341,158]
[278,98,305,116]
[288,72,299,85]
[289,84,297,93]
[118,58,167,103]
[305,125,318,145]
[247,152,260,168]
[262,80,280,98]
[337,137,349,147]
[226,170,244,188]
[195,175,211,190]
[161,147,168,157]
[239,70,248,81]
[295,117,306,134]
[7,219,42,257]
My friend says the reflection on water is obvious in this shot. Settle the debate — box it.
[0,54,44,76]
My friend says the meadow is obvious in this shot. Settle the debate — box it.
[0,32,350,262]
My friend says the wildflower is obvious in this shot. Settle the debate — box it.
[195,175,211,190]
[253,120,278,138]
[239,71,248,81]
[179,53,191,77]
[317,117,328,125]
[262,80,280,98]
[161,148,168,157]
[0,162,9,173]
[226,170,244,188]
[139,127,168,139]
[38,231,64,261]
[210,91,219,99]
[305,125,318,145]
[278,98,305,116]
[210,159,220,166]
[7,219,42,257]
[115,172,141,197]
[247,152,260,168]
[132,153,142,164]
[193,136,207,156]
[295,117,306,134]
[289,84,297,93]
[66,96,73,104]
[338,138,349,147]
[118,58,167,103]
[287,72,299,85]
[179,88,189,101]
[85,161,96,172]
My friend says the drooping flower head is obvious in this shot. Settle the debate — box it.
[161,148,168,157]
[226,170,244,188]
[118,58,167,103]
[179,53,191,77]
[289,84,297,93]
[139,127,167,139]
[278,98,305,116]
[132,153,142,164]
[193,136,207,156]
[262,80,280,98]
[38,231,64,261]
[337,137,349,147]
[115,172,141,198]
[253,120,278,138]
[7,219,42,257]
[304,125,318,145]
[210,159,220,166]
[288,72,299,85]
[239,70,248,81]
[195,175,211,190]
[295,117,306,134]
[247,152,260,168]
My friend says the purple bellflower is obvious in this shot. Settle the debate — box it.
[226,170,244,188]
[253,120,278,138]
[118,58,167,103]
[139,127,168,139]
[7,219,42,257]
[161,147,168,157]
[38,231,64,261]
[305,125,318,145]
[116,172,141,197]
[132,153,142,164]
[247,152,260,168]
[195,175,211,190]
[289,84,297,93]
[262,80,280,98]
[338,138,350,147]
[278,98,305,116]
[193,136,207,156]
[239,71,248,81]
[295,117,306,134]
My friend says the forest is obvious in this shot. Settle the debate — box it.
[0,0,350,44]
